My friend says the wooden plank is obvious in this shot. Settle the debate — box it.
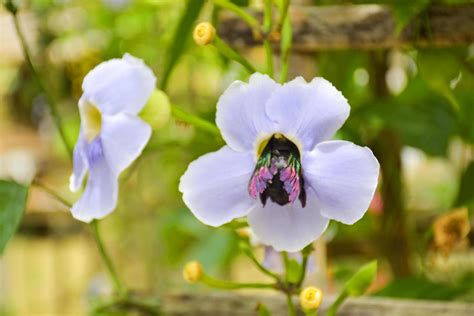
[218,4,474,51]
[161,292,474,316]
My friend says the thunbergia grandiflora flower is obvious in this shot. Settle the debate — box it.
[70,54,155,222]
[180,73,379,252]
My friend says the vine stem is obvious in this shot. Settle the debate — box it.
[212,0,260,31]
[9,6,73,158]
[286,292,297,316]
[240,244,280,281]
[170,104,221,136]
[91,220,127,297]
[263,0,274,77]
[213,35,257,74]
[296,249,310,287]
[201,273,276,290]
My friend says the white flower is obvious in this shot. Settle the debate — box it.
[179,73,379,252]
[70,53,155,222]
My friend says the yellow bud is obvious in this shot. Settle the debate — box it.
[139,89,171,130]
[193,22,216,46]
[236,227,251,239]
[183,261,203,284]
[300,287,323,312]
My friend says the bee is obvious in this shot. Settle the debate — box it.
[249,134,306,208]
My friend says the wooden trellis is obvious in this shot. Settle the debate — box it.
[218,4,474,51]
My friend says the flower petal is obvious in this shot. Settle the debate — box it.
[303,140,379,224]
[216,73,279,152]
[100,113,152,174]
[82,53,156,115]
[248,190,329,252]
[71,151,118,222]
[179,146,256,226]
[70,131,88,192]
[265,77,350,151]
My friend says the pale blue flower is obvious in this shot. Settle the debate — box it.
[70,54,155,222]
[179,73,379,252]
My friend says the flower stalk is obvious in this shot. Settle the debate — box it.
[279,11,292,83]
[213,35,257,74]
[170,105,221,136]
[200,273,276,290]
[263,0,274,77]
[7,2,72,158]
[91,220,127,297]
[239,242,280,281]
[212,0,260,31]
[286,292,297,316]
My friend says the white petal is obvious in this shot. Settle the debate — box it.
[303,140,379,224]
[179,146,256,226]
[248,190,329,252]
[82,53,156,115]
[100,113,152,174]
[265,77,350,151]
[216,73,279,152]
[71,152,118,222]
[69,132,88,192]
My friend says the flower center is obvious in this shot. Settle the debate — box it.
[248,134,306,207]
[79,100,102,143]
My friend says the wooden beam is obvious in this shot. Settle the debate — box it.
[218,4,474,51]
[162,292,474,316]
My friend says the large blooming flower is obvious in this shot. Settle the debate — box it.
[179,73,379,252]
[70,54,155,222]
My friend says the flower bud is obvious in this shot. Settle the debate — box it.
[193,22,216,46]
[139,89,171,130]
[299,286,323,312]
[183,261,203,284]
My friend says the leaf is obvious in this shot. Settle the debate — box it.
[391,0,430,36]
[456,161,474,206]
[286,258,301,284]
[256,303,272,316]
[159,0,205,91]
[375,277,469,300]
[344,260,377,297]
[0,180,28,255]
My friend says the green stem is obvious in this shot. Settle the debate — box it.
[296,251,310,287]
[263,0,274,77]
[279,10,292,83]
[91,220,127,297]
[286,292,297,316]
[32,180,72,208]
[282,252,291,282]
[326,290,349,316]
[241,245,280,281]
[276,0,290,33]
[263,40,274,77]
[170,105,221,136]
[263,0,273,32]
[212,0,260,31]
[214,35,257,74]
[9,7,72,158]
[201,273,276,290]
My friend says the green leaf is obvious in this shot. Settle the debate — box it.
[456,161,474,206]
[391,0,430,36]
[344,260,377,297]
[257,303,272,316]
[160,0,205,91]
[0,180,28,255]
[286,258,301,284]
[375,276,470,300]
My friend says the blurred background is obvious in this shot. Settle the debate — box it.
[0,0,473,315]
